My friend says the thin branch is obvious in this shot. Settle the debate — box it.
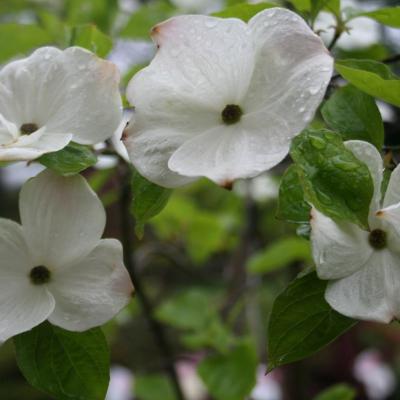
[118,164,185,400]
[327,27,342,51]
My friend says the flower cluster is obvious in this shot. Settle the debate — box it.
[0,170,133,342]
[1,4,393,344]
[123,8,333,188]
[311,141,400,323]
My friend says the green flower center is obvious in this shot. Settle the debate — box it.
[20,123,39,135]
[30,265,51,285]
[368,229,387,250]
[221,104,243,125]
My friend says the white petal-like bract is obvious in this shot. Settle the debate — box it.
[124,8,333,187]
[0,170,133,341]
[48,239,133,331]
[20,169,106,268]
[0,46,122,161]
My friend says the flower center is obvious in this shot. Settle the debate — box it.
[368,229,387,250]
[221,104,243,125]
[20,123,39,135]
[30,265,51,285]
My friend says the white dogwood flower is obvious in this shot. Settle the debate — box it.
[124,8,333,188]
[0,46,122,161]
[311,140,400,323]
[0,170,133,342]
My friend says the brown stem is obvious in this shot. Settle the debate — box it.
[118,164,186,400]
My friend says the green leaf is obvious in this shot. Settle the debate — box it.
[212,2,276,21]
[322,84,384,149]
[267,271,357,371]
[120,2,174,39]
[198,341,258,400]
[66,0,118,32]
[135,374,176,400]
[0,24,52,63]
[151,194,231,264]
[71,24,113,57]
[314,384,356,400]
[38,11,71,47]
[359,7,400,28]
[156,289,234,352]
[38,142,97,176]
[247,237,312,274]
[289,0,311,12]
[311,0,341,18]
[291,129,374,229]
[182,321,233,353]
[14,322,109,400]
[131,170,172,238]
[335,59,400,107]
[156,289,216,330]
[277,164,311,224]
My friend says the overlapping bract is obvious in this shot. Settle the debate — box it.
[0,46,122,161]
[123,8,333,187]
[0,170,133,342]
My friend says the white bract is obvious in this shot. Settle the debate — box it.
[0,170,133,342]
[311,140,400,323]
[0,46,122,161]
[123,8,333,188]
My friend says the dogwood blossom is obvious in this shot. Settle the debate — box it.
[124,8,333,188]
[0,46,122,161]
[0,170,133,342]
[311,140,400,323]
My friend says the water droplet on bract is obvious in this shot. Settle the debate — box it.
[332,157,359,171]
[310,136,326,150]
[299,106,305,113]
[44,53,51,60]
[170,47,181,57]
[205,19,218,28]
[309,86,320,95]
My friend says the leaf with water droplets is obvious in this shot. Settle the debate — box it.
[277,164,311,224]
[290,129,374,229]
[14,321,110,400]
[322,84,384,150]
[267,271,357,371]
